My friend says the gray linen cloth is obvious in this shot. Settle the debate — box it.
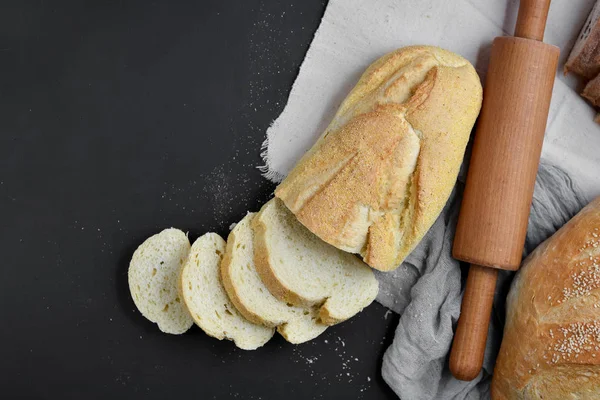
[376,162,587,399]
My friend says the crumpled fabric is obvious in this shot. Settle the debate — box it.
[376,162,587,399]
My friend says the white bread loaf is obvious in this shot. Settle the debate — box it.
[252,198,378,325]
[275,46,482,272]
[492,197,600,399]
[181,233,274,350]
[128,228,193,334]
[220,213,327,344]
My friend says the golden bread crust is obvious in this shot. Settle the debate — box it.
[492,197,600,399]
[275,46,482,271]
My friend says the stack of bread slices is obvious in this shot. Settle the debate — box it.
[128,44,484,348]
[565,0,600,122]
[128,198,379,349]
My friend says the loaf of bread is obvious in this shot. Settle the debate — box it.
[128,228,193,334]
[565,0,600,79]
[253,198,378,325]
[492,197,600,399]
[181,233,274,350]
[221,212,327,344]
[275,46,482,271]
[583,73,600,107]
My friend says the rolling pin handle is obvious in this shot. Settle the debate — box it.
[514,0,551,41]
[449,265,498,381]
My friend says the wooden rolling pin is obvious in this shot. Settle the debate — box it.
[449,0,559,381]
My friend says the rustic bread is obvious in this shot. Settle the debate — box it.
[492,197,600,399]
[128,228,193,334]
[565,0,600,79]
[275,45,482,271]
[583,73,600,106]
[253,198,378,325]
[221,213,327,344]
[181,233,274,350]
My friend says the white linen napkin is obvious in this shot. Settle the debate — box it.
[260,0,600,201]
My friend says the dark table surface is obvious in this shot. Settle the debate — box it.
[1,1,399,399]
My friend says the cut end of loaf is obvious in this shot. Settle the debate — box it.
[275,46,481,271]
[253,198,379,326]
[222,211,328,344]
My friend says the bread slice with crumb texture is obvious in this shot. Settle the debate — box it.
[221,213,327,344]
[181,232,274,350]
[565,0,600,79]
[253,198,379,325]
[128,228,193,334]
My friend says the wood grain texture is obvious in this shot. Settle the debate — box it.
[515,0,551,40]
[450,0,559,382]
[449,265,498,381]
[453,37,559,271]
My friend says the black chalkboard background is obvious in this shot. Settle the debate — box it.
[1,1,399,398]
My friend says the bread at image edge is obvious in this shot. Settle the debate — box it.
[582,73,600,107]
[180,232,274,350]
[565,0,600,79]
[128,228,193,334]
[252,198,378,325]
[275,45,482,271]
[492,197,600,399]
[220,213,327,344]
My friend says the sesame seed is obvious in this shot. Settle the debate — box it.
[547,321,600,363]
[562,248,600,301]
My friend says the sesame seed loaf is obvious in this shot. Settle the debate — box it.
[492,197,600,399]
[275,45,482,271]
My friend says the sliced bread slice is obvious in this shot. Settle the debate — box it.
[128,228,193,334]
[253,198,379,325]
[221,213,327,344]
[582,72,600,106]
[565,0,600,78]
[181,233,274,350]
